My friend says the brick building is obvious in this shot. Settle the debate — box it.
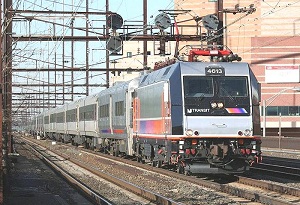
[175,0,300,137]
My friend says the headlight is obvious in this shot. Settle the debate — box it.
[244,129,251,136]
[185,129,193,136]
[211,102,217,108]
[217,102,224,108]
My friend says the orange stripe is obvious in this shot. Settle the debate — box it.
[113,129,124,134]
[161,91,171,134]
[133,98,140,132]
[161,94,165,133]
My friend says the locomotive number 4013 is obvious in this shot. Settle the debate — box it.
[205,66,225,76]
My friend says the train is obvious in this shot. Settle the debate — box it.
[26,50,262,175]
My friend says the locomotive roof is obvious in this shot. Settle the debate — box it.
[138,61,251,87]
[35,61,252,117]
[180,61,251,75]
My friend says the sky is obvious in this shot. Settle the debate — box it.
[10,0,175,116]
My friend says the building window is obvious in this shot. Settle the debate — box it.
[278,106,288,116]
[263,106,300,116]
[266,107,278,116]
[127,52,132,58]
[289,106,299,116]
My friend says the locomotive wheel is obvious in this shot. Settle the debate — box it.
[137,156,142,163]
[184,170,191,176]
[113,149,119,156]
[156,160,162,168]
[177,164,184,174]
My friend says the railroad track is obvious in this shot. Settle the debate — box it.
[18,136,183,205]
[14,138,113,205]
[249,153,300,179]
[263,155,300,168]
[251,163,300,178]
[21,136,300,205]
[237,175,300,198]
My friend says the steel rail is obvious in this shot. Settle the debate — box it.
[18,138,113,205]
[237,175,300,197]
[24,136,299,205]
[251,163,300,178]
[21,137,181,205]
[70,144,300,205]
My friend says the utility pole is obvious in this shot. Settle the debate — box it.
[0,0,3,203]
[3,0,13,155]
[143,0,148,69]
[216,1,256,50]
[105,0,110,88]
[217,0,224,48]
[9,1,207,124]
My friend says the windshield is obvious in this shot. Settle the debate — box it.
[218,77,248,97]
[183,76,248,98]
[183,76,214,97]
[183,76,250,116]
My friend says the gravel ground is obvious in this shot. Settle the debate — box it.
[262,148,300,160]
[256,148,300,190]
[46,149,154,205]
[5,140,94,205]
[21,136,300,205]
[30,137,256,205]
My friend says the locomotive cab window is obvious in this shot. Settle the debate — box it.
[183,75,250,116]
[183,76,213,97]
[218,77,248,97]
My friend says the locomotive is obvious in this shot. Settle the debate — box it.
[27,49,262,174]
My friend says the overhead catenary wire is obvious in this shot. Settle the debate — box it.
[9,0,300,120]
[9,0,176,117]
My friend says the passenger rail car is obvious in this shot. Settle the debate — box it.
[28,61,262,174]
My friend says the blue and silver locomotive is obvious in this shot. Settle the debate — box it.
[28,52,262,174]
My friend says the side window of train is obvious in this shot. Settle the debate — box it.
[115,101,124,116]
[100,104,109,118]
